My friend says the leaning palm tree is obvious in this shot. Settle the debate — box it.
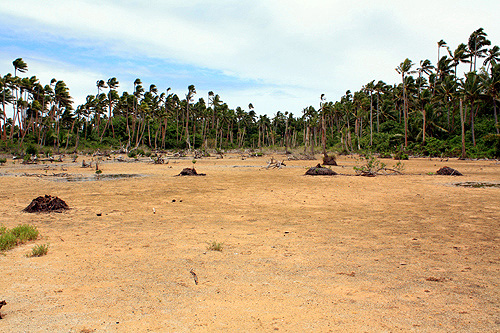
[468,28,491,71]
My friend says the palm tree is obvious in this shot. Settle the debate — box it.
[102,77,119,140]
[185,85,196,149]
[459,71,481,146]
[468,28,491,71]
[396,58,415,147]
[480,64,500,134]
[483,45,500,71]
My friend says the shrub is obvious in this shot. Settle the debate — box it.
[25,144,38,156]
[10,225,39,243]
[0,225,39,252]
[207,241,223,251]
[27,244,49,257]
[0,157,6,165]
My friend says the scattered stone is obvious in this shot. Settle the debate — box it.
[436,166,463,176]
[23,195,69,213]
[305,164,337,176]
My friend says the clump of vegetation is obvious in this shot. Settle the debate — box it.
[354,153,404,176]
[354,153,386,176]
[207,241,223,251]
[0,157,6,165]
[0,224,39,252]
[27,244,49,257]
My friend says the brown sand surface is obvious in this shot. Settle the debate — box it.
[0,154,499,332]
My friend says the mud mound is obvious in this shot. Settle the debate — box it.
[322,155,337,166]
[178,168,206,176]
[23,195,69,213]
[437,166,463,176]
[305,164,337,176]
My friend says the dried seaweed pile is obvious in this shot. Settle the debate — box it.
[23,195,69,213]
[178,168,206,176]
[305,164,337,176]
[437,166,463,176]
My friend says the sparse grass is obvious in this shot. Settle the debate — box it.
[27,244,49,257]
[207,241,223,251]
[0,224,39,252]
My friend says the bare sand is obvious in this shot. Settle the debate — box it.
[0,154,499,332]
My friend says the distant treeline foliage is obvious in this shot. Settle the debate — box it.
[1,28,499,158]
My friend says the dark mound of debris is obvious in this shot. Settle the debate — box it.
[178,167,206,176]
[322,155,337,166]
[436,166,463,176]
[305,164,337,176]
[23,195,69,213]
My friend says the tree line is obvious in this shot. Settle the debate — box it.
[1,28,499,158]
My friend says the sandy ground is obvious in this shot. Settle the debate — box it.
[0,153,499,332]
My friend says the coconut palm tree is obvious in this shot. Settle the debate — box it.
[185,85,196,149]
[459,71,481,146]
[468,28,491,71]
[480,64,500,134]
[483,45,500,71]
[396,58,415,147]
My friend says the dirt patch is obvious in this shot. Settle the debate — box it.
[437,166,463,176]
[177,167,206,176]
[305,164,337,175]
[23,195,69,213]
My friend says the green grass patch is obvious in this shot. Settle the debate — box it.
[27,244,49,257]
[0,224,39,252]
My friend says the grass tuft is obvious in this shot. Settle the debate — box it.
[27,244,49,257]
[0,224,39,252]
[207,241,224,251]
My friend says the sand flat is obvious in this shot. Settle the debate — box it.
[0,155,499,332]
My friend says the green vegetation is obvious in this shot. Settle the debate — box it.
[1,29,499,158]
[207,241,224,252]
[0,224,39,252]
[27,244,49,257]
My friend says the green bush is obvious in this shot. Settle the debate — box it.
[0,224,39,252]
[25,144,39,156]
[27,244,49,257]
[10,225,39,243]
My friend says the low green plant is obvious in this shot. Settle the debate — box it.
[393,161,405,172]
[95,169,103,174]
[27,244,49,257]
[0,157,6,165]
[207,241,223,251]
[10,225,39,243]
[353,153,386,176]
[0,225,39,252]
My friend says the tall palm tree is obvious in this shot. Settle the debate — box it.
[396,58,415,147]
[459,71,481,146]
[185,85,196,149]
[468,28,491,71]
[480,64,500,134]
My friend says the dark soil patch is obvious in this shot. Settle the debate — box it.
[305,164,337,176]
[23,195,69,213]
[437,166,463,176]
[178,168,206,176]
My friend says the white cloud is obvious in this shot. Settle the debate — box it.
[1,0,499,116]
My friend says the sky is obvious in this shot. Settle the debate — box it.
[1,0,499,118]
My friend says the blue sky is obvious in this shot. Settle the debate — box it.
[1,0,499,117]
